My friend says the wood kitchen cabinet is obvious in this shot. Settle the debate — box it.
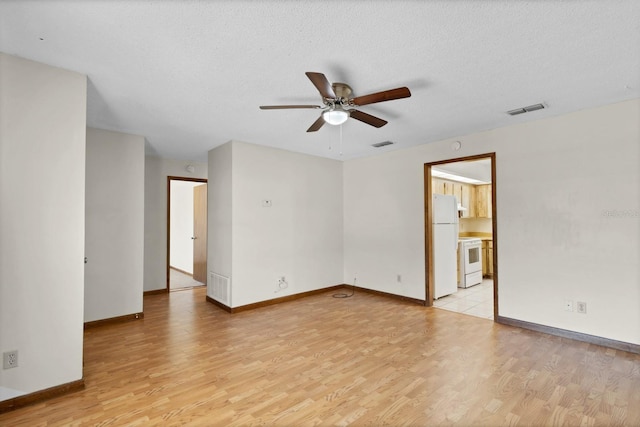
[433,179,492,219]
[488,240,493,277]
[441,180,457,198]
[482,240,493,277]
[431,178,475,218]
[432,178,446,195]
[475,184,492,218]
[460,184,475,218]
[481,241,488,276]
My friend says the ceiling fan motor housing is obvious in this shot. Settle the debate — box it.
[331,83,353,104]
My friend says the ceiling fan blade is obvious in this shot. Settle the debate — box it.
[306,115,326,132]
[352,87,411,106]
[259,105,321,110]
[305,72,336,99]
[349,110,388,128]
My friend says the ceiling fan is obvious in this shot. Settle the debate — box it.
[260,72,411,132]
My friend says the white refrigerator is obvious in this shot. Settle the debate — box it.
[433,194,459,299]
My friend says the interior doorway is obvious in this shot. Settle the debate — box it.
[424,153,498,320]
[167,176,208,291]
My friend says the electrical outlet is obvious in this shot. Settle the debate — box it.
[3,350,18,369]
[564,300,574,312]
[397,274,402,283]
[577,301,587,314]
[275,276,287,293]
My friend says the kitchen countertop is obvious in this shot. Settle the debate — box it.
[459,232,492,241]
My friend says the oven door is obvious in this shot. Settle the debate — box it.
[464,243,482,273]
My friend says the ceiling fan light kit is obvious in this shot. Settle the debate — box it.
[323,108,349,125]
[260,71,411,132]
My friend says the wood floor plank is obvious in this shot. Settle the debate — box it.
[1,287,640,426]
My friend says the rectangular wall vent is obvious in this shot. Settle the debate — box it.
[208,272,230,306]
[507,103,545,116]
[372,141,394,148]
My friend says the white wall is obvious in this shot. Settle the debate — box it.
[344,99,640,345]
[85,128,144,322]
[0,53,86,400]
[169,180,200,273]
[208,141,344,307]
[144,157,207,291]
[207,142,233,298]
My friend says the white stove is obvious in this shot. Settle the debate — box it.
[458,238,483,288]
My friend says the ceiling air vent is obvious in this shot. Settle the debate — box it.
[372,141,394,148]
[507,103,545,116]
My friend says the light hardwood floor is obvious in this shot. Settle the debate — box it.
[2,287,639,426]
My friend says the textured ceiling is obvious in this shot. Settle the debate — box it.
[1,1,638,162]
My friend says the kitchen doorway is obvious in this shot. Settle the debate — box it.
[167,176,208,291]
[424,153,498,320]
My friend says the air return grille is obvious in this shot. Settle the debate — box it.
[507,103,546,116]
[372,141,394,148]
[208,272,230,305]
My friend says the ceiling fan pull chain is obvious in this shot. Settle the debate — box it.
[339,124,343,157]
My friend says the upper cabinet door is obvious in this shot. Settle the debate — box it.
[475,184,492,218]
[461,184,475,218]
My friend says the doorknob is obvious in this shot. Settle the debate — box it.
[191,236,197,240]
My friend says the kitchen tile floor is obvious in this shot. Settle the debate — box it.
[433,278,494,320]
